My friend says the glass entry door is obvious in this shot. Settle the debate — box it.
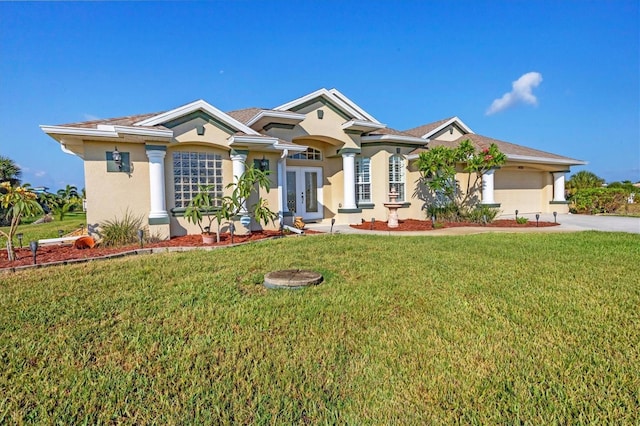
[286,167,323,221]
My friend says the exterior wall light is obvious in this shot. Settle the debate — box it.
[112,147,122,170]
[259,156,269,172]
[317,110,324,119]
[196,124,205,136]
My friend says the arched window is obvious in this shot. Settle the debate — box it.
[388,155,405,201]
[288,147,322,160]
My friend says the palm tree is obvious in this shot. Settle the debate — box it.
[566,170,605,193]
[57,184,79,201]
[0,155,22,186]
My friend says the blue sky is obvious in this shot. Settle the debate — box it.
[1,0,638,191]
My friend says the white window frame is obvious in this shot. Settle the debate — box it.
[355,156,371,204]
[388,154,405,202]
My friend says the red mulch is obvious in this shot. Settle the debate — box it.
[0,231,289,270]
[350,218,559,232]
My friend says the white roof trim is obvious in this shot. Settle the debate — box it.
[274,88,377,123]
[135,99,261,136]
[361,134,427,145]
[228,135,279,145]
[421,116,474,139]
[328,88,381,123]
[246,110,306,127]
[40,124,173,140]
[40,125,119,138]
[341,120,386,132]
[274,141,307,152]
[507,154,587,166]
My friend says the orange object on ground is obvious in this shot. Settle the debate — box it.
[74,236,95,249]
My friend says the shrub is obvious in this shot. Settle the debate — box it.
[466,205,500,224]
[426,203,461,222]
[516,216,529,224]
[570,188,627,214]
[99,210,144,247]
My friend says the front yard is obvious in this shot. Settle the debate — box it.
[1,232,638,423]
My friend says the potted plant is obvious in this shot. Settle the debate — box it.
[184,184,224,244]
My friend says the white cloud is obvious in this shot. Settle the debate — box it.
[83,113,100,121]
[34,171,46,177]
[486,72,543,115]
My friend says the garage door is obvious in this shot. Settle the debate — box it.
[494,170,544,214]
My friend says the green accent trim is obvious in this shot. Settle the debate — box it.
[230,149,249,156]
[344,129,362,135]
[357,203,375,209]
[550,170,570,174]
[106,151,131,173]
[263,123,295,131]
[148,216,170,225]
[337,148,361,155]
[549,200,569,204]
[338,208,362,213]
[290,97,352,121]
[145,144,167,151]
[163,110,237,135]
[479,203,501,208]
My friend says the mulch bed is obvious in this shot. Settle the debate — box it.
[1,220,557,270]
[350,218,559,232]
[0,231,290,270]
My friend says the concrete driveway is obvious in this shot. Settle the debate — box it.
[306,213,640,235]
[535,213,640,234]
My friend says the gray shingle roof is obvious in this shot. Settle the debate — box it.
[412,133,584,164]
[404,117,455,137]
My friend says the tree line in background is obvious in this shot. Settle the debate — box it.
[566,170,640,214]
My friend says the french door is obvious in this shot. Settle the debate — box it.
[286,167,323,221]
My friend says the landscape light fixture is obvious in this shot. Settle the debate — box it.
[29,240,38,265]
[371,217,375,230]
[330,218,336,234]
[535,213,540,227]
[17,233,23,248]
[58,229,64,238]
[553,211,557,223]
[137,229,144,248]
[482,214,487,226]
[431,215,436,228]
[515,209,519,220]
[112,147,122,170]
[229,222,235,244]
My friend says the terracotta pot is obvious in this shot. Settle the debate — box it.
[202,233,215,244]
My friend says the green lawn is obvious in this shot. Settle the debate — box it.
[0,212,86,246]
[1,232,638,424]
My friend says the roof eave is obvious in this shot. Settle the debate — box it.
[361,134,427,144]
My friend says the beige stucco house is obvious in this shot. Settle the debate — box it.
[40,88,585,238]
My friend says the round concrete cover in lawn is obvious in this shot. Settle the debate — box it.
[264,269,323,289]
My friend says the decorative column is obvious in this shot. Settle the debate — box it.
[277,150,288,218]
[481,168,496,205]
[230,150,250,228]
[342,152,357,210]
[552,172,566,202]
[146,147,169,224]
